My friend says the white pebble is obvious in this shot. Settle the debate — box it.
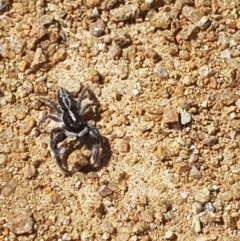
[180,109,192,125]
[62,233,71,241]
[145,0,154,4]
[132,89,139,96]
[164,230,176,240]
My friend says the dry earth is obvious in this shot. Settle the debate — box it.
[1,0,240,240]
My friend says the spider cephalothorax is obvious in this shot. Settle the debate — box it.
[38,86,102,175]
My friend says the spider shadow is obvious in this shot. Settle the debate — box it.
[80,86,102,124]
[61,135,111,174]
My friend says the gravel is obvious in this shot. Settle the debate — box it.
[1,0,240,240]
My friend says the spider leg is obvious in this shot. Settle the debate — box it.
[88,124,102,167]
[90,142,102,167]
[39,97,61,113]
[88,123,101,139]
[38,114,61,127]
[77,85,89,108]
[50,127,71,175]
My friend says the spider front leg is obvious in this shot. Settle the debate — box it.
[39,97,62,113]
[38,114,61,128]
[38,97,62,127]
[50,127,71,175]
[77,85,88,107]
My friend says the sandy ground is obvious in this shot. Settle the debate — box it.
[1,0,240,240]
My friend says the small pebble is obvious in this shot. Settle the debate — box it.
[120,140,130,153]
[50,48,67,65]
[110,4,139,22]
[23,164,37,179]
[145,0,154,3]
[150,11,170,29]
[192,216,202,233]
[145,48,161,63]
[169,0,184,19]
[108,42,122,59]
[10,39,25,54]
[18,60,29,71]
[204,202,215,212]
[112,32,132,47]
[0,153,7,165]
[6,209,34,235]
[198,65,212,78]
[180,191,188,199]
[164,230,176,240]
[203,137,218,146]
[221,90,238,106]
[180,109,192,125]
[155,65,169,79]
[81,231,94,241]
[90,19,105,37]
[38,14,54,25]
[102,232,111,240]
[30,47,47,71]
[75,181,82,190]
[176,24,196,41]
[132,89,139,96]
[188,153,199,164]
[163,106,179,124]
[1,182,17,196]
[218,190,233,202]
[236,220,240,230]
[100,221,116,234]
[182,6,202,24]
[230,182,240,200]
[180,75,196,86]
[118,60,129,79]
[220,49,231,59]
[197,16,211,29]
[207,125,218,135]
[18,81,34,98]
[192,202,204,214]
[194,187,211,203]
[58,77,81,93]
[19,116,36,135]
[83,68,101,82]
[85,0,100,8]
[98,185,113,197]
[141,209,154,223]
[117,231,130,241]
[86,171,99,180]
[62,233,71,241]
[92,7,99,17]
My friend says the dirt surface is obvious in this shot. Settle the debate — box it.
[1,0,240,240]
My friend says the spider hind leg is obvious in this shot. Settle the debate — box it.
[50,127,72,175]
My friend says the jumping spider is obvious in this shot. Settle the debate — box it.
[38,86,102,175]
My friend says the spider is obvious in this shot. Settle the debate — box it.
[38,86,102,175]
